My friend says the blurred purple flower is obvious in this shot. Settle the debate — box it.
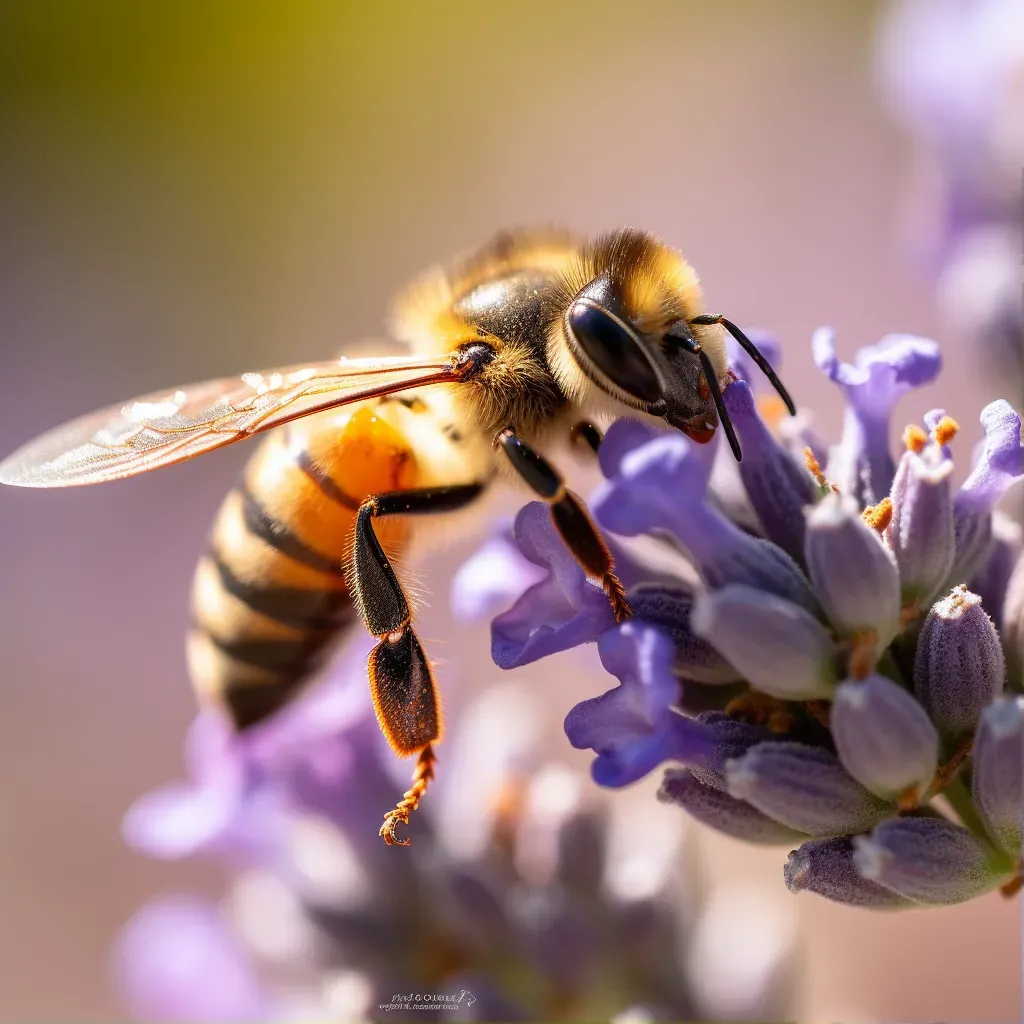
[878,0,1024,383]
[477,325,1023,909]
[116,662,790,1020]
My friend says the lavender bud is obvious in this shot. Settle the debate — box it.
[831,676,939,803]
[723,379,819,564]
[688,711,774,790]
[971,696,1024,857]
[853,817,1014,905]
[804,493,901,645]
[630,584,739,685]
[968,512,1022,629]
[725,742,892,836]
[692,585,838,700]
[914,585,1006,741]
[659,769,806,845]
[886,445,955,604]
[784,837,916,908]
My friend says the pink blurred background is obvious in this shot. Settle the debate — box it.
[0,3,1019,1019]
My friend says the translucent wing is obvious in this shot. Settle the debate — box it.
[0,353,461,487]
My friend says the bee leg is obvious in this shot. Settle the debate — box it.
[353,483,485,846]
[569,421,604,455]
[495,428,631,623]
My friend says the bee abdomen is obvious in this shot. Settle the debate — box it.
[187,407,417,730]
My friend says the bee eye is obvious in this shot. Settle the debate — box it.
[566,300,664,404]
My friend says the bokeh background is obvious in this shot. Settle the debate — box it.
[0,2,1020,1020]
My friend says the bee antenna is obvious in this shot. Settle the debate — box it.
[690,314,796,416]
[695,347,742,462]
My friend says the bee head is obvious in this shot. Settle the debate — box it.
[562,274,723,447]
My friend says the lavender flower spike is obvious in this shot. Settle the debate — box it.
[804,493,901,646]
[831,675,939,803]
[659,768,807,845]
[692,585,838,700]
[785,837,916,909]
[971,696,1024,857]
[564,622,716,787]
[914,585,1005,742]
[725,743,892,837]
[723,379,819,564]
[813,328,942,506]
[853,817,1015,906]
[886,443,956,605]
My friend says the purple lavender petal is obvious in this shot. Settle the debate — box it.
[563,623,715,788]
[630,584,739,684]
[725,742,892,836]
[692,585,838,700]
[886,444,956,604]
[971,696,1024,857]
[957,400,1024,513]
[804,493,901,644]
[831,675,939,802]
[112,896,268,1022]
[968,516,1022,629]
[813,327,942,506]
[451,525,546,623]
[592,430,817,611]
[596,417,667,479]
[723,379,819,563]
[853,817,1014,905]
[726,329,782,391]
[660,768,807,844]
[784,837,916,908]
[491,502,615,669]
[914,585,1006,741]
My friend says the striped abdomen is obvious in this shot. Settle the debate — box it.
[187,404,417,728]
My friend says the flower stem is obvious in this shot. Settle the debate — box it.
[942,775,988,839]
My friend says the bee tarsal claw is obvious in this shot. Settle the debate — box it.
[380,809,411,846]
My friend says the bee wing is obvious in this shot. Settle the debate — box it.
[0,353,460,487]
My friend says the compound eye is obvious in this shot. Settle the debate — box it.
[566,300,664,404]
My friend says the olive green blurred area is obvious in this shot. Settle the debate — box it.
[0,3,1018,1021]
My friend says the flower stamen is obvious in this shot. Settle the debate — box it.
[861,496,893,533]
[932,415,960,447]
[903,424,928,453]
[803,447,838,495]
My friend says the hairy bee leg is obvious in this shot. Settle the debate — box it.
[353,483,485,846]
[496,428,631,623]
[569,421,604,455]
[689,312,797,416]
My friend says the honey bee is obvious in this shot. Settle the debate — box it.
[0,228,794,845]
